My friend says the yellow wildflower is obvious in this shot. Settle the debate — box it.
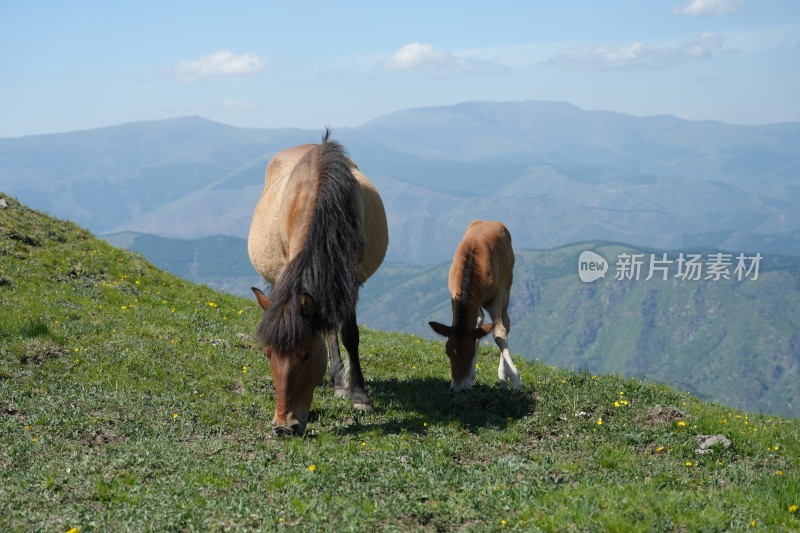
[655,446,665,453]
[172,413,178,419]
[308,465,316,473]
[685,461,693,467]
[790,505,798,513]
[597,418,603,425]
[677,421,687,427]
[775,470,783,476]
[67,528,79,533]
[242,366,248,374]
[500,519,507,526]
[614,401,620,408]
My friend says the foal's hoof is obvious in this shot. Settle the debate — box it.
[496,380,508,389]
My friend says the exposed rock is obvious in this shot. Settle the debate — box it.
[694,434,732,454]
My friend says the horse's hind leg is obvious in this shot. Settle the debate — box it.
[327,330,347,398]
[341,312,372,411]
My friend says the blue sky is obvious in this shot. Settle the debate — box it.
[1,0,798,137]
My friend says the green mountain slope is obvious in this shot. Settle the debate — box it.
[99,230,800,418]
[360,244,800,419]
[2,194,799,531]
[102,231,263,296]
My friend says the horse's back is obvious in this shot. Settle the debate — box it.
[352,167,388,282]
[247,143,388,286]
[247,144,316,284]
[451,220,514,296]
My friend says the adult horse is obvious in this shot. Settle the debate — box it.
[429,220,521,392]
[248,130,388,436]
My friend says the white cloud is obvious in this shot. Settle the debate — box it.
[378,42,506,77]
[175,50,266,82]
[673,0,744,16]
[221,99,256,110]
[547,33,724,70]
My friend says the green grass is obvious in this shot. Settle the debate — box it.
[1,194,799,532]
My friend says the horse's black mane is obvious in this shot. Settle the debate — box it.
[256,129,365,351]
[453,250,475,337]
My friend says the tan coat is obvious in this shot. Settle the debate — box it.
[248,143,388,286]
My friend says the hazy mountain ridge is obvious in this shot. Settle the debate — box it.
[2,101,798,264]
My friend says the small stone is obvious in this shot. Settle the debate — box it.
[694,434,732,454]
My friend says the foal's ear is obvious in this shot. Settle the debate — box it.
[251,287,272,311]
[429,321,453,337]
[471,323,494,339]
[299,292,316,317]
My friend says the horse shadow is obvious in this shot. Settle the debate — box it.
[323,376,537,436]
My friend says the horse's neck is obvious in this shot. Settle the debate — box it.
[452,296,482,331]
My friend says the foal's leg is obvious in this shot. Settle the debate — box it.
[327,330,347,398]
[487,294,521,391]
[341,312,372,411]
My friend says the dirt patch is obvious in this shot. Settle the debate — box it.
[19,339,69,364]
[642,405,688,426]
[8,232,40,247]
[84,428,127,447]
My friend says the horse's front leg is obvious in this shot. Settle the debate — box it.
[341,312,372,411]
[327,330,348,398]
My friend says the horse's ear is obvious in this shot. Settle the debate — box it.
[252,287,272,311]
[299,292,315,317]
[429,321,453,337]
[471,323,494,339]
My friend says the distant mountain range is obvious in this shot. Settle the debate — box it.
[100,230,800,418]
[2,100,798,264]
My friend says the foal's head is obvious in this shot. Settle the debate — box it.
[428,321,494,392]
[252,288,327,436]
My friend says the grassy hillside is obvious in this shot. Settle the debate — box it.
[100,230,800,418]
[102,231,263,297]
[361,245,800,419]
[1,195,799,531]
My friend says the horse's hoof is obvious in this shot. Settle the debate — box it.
[496,380,508,389]
[352,400,373,412]
[334,388,349,399]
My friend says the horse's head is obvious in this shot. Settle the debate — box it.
[252,287,327,436]
[428,321,494,392]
